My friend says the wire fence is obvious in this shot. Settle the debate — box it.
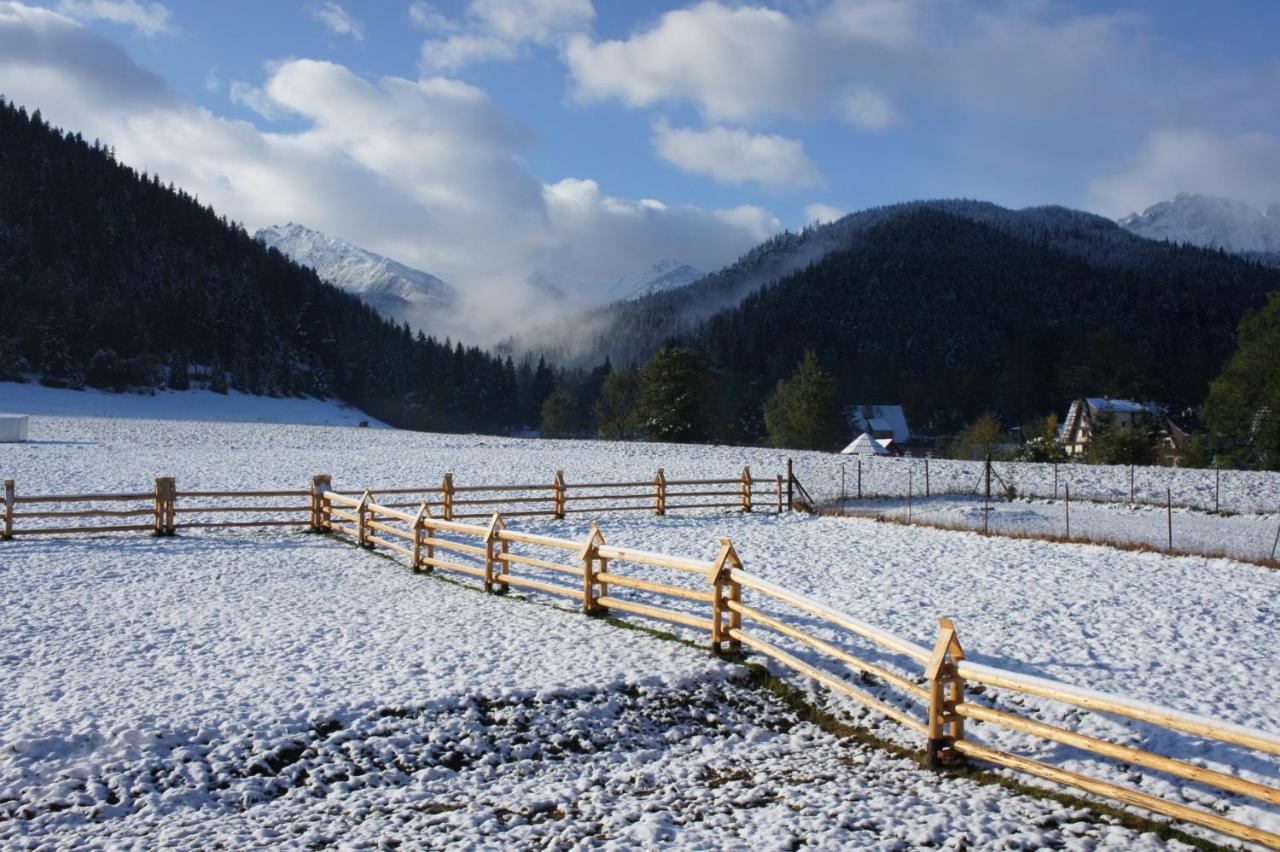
[812,457,1280,567]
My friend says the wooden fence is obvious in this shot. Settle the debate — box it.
[4,471,1276,846]
[314,489,1278,847]
[0,467,788,539]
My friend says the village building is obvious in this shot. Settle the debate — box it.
[1058,397,1163,456]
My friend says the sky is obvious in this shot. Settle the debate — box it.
[1,0,1279,334]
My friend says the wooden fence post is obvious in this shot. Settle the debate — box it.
[3,479,14,540]
[310,475,332,531]
[414,502,434,573]
[484,513,507,593]
[1214,466,1220,513]
[1053,463,1058,500]
[924,617,966,769]
[908,468,913,522]
[857,459,862,499]
[786,458,794,510]
[741,466,752,512]
[579,523,605,614]
[357,490,372,548]
[1129,464,1135,505]
[553,470,566,520]
[166,477,176,535]
[655,468,667,516]
[153,477,175,536]
[925,458,930,497]
[774,474,783,514]
[709,538,743,653]
[441,473,454,521]
[1166,487,1173,551]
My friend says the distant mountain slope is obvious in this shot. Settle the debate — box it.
[255,223,455,325]
[0,99,519,434]
[611,260,702,301]
[693,206,1279,430]
[518,198,1229,368]
[1119,193,1280,256]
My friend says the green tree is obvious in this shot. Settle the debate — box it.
[1203,291,1280,469]
[948,412,1005,460]
[540,388,578,438]
[636,346,716,443]
[594,366,640,440]
[1084,415,1156,465]
[762,351,846,451]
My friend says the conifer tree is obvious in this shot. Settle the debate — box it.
[762,351,845,451]
[636,346,715,442]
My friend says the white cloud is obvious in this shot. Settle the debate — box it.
[1089,129,1280,218]
[565,3,814,122]
[834,86,898,131]
[310,1,362,40]
[54,0,172,37]
[420,0,592,72]
[0,2,771,341]
[407,1,453,32]
[652,121,820,189]
[229,80,278,119]
[804,203,844,226]
[204,66,221,92]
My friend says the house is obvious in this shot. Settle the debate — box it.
[849,404,911,444]
[1058,397,1163,456]
[841,432,891,456]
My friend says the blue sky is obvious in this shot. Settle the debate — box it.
[2,0,1279,333]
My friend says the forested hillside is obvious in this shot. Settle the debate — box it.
[0,98,524,432]
[695,208,1279,432]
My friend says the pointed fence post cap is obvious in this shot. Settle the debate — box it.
[484,512,507,542]
[576,522,605,561]
[709,538,741,585]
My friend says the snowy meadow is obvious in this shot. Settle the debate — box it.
[1,386,1277,848]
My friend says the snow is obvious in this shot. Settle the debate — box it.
[0,381,386,428]
[1,387,1277,846]
[255,222,455,316]
[1119,192,1280,255]
[611,259,703,301]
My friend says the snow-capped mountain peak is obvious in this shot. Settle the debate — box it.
[611,259,703,301]
[255,224,456,322]
[1118,193,1280,255]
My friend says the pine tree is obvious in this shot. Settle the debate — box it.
[636,346,715,443]
[762,351,845,451]
[1202,290,1280,469]
[540,389,578,438]
[594,366,640,440]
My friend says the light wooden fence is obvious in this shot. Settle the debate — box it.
[315,489,1279,847]
[0,467,787,539]
[5,472,1276,846]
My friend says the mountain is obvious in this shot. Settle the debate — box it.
[516,199,1195,368]
[0,98,520,434]
[691,205,1279,431]
[255,223,455,325]
[1119,193,1280,257]
[611,260,703,301]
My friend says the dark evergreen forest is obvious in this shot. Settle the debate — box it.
[694,208,1280,432]
[0,98,545,433]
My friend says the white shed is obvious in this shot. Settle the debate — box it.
[841,431,889,456]
[0,415,30,442]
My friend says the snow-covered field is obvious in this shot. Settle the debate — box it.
[833,493,1280,564]
[2,386,1277,847]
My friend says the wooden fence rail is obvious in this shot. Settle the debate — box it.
[5,469,1276,845]
[0,467,792,540]
[313,488,1280,847]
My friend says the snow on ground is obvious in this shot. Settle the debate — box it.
[0,381,386,428]
[2,388,1277,846]
[832,493,1280,565]
[805,455,1280,517]
[1,529,1181,849]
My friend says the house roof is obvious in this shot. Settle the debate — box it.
[1085,398,1158,415]
[841,432,890,455]
[849,404,911,442]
